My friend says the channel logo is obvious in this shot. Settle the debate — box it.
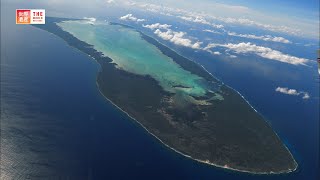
[16,9,45,24]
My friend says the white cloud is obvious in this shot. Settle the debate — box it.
[154,29,173,40]
[227,32,291,44]
[179,16,224,29]
[204,42,309,66]
[154,29,202,49]
[115,1,317,38]
[303,43,316,47]
[205,16,304,36]
[106,0,114,3]
[203,29,222,34]
[119,14,145,22]
[83,17,96,22]
[180,16,210,25]
[205,49,222,55]
[191,41,203,49]
[133,2,302,36]
[302,93,310,99]
[143,23,171,30]
[275,87,310,99]
[275,87,300,95]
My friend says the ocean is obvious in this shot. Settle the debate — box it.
[1,6,319,180]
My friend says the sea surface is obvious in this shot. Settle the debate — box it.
[1,7,319,180]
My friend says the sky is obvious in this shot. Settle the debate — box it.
[216,0,319,28]
[3,0,319,39]
[121,0,319,39]
[221,0,319,18]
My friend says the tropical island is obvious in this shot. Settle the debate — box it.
[33,17,298,174]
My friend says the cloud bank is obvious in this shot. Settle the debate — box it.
[120,14,145,22]
[227,32,291,44]
[275,87,310,99]
[275,87,300,95]
[143,23,171,30]
[154,29,202,49]
[83,17,96,22]
[179,16,224,29]
[117,1,316,38]
[213,17,302,36]
[203,29,222,34]
[204,42,309,65]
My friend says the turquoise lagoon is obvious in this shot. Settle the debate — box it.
[57,20,220,103]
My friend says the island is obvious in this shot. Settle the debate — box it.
[33,17,298,174]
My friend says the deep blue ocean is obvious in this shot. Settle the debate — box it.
[1,6,319,180]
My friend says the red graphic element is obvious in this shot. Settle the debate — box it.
[16,9,31,24]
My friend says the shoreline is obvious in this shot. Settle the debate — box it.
[90,30,297,174]
[32,19,298,174]
[126,24,299,174]
[95,79,297,175]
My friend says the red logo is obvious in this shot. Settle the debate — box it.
[16,9,31,24]
[16,9,45,24]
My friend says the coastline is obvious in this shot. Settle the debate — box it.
[95,80,298,175]
[126,25,298,174]
[91,32,298,174]
[31,18,298,174]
